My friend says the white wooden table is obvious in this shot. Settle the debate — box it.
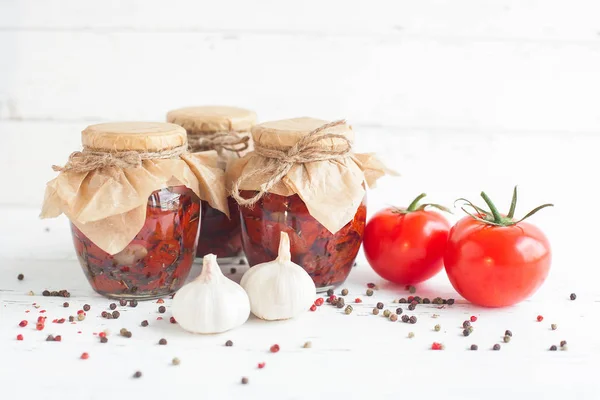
[1,204,598,400]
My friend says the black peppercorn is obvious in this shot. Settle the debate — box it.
[141,320,148,327]
[505,330,512,337]
[395,307,403,315]
[42,290,50,296]
[470,344,478,350]
[570,293,576,300]
[408,303,416,311]
[327,289,334,296]
[493,344,501,351]
[109,303,116,310]
[463,321,471,329]
[158,306,166,313]
[100,336,108,343]
[225,340,233,347]
[341,288,349,296]
[230,267,237,274]
[366,289,374,296]
[159,338,167,345]
[83,304,91,312]
[413,296,422,304]
[119,299,127,306]
[46,335,55,341]
[401,315,409,323]
[241,377,249,385]
[17,274,24,281]
[63,302,69,308]
[129,300,138,307]
[560,340,567,347]
[549,345,557,351]
[409,316,417,324]
[133,371,142,378]
[446,298,455,305]
[68,316,75,322]
[399,298,407,304]
[112,311,120,319]
[422,298,431,304]
[463,329,471,337]
[376,302,384,310]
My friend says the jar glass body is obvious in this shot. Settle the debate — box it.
[239,191,366,291]
[195,197,243,261]
[72,186,201,300]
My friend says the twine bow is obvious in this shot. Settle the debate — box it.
[187,131,250,154]
[52,145,188,173]
[231,120,351,207]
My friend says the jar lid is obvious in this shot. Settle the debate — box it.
[166,106,257,134]
[82,122,187,152]
[252,117,354,150]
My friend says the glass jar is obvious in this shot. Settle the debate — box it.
[167,106,257,262]
[239,191,367,291]
[196,197,242,259]
[72,186,201,299]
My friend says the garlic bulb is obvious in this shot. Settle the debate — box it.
[241,232,316,320]
[172,254,250,334]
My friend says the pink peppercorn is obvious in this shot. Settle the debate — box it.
[537,315,544,322]
[310,305,317,312]
[270,344,280,353]
[355,298,362,303]
[19,320,28,327]
[16,334,23,341]
[258,362,266,369]
[470,316,477,322]
[315,298,324,306]
[431,342,443,350]
[80,352,89,360]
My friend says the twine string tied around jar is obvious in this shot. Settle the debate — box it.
[187,131,250,154]
[231,119,351,207]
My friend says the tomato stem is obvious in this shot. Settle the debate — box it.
[480,191,503,224]
[393,193,451,215]
[507,186,518,219]
[406,193,427,212]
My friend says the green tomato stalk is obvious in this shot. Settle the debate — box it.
[456,186,553,227]
[393,193,452,214]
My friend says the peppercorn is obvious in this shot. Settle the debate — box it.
[493,344,501,351]
[470,316,477,322]
[505,330,512,337]
[401,315,409,323]
[106,313,113,320]
[463,321,471,329]
[225,340,233,347]
[303,341,312,349]
[537,315,543,322]
[69,316,75,322]
[407,296,414,303]
[442,299,447,304]
[159,338,167,345]
[258,362,266,369]
[80,352,89,359]
[366,289,374,296]
[354,298,362,303]
[415,296,423,304]
[503,335,511,343]
[172,357,180,365]
[470,344,478,350]
[18,320,27,327]
[239,258,247,265]
[170,316,177,324]
[46,335,55,341]
[408,303,416,311]
[327,289,334,296]
[54,335,62,342]
[372,308,379,315]
[119,299,127,306]
[100,337,108,343]
[16,334,23,341]
[408,285,416,294]
[241,377,249,385]
[549,345,557,351]
[129,300,138,307]
[120,328,128,335]
[434,324,441,332]
[141,320,148,327]
[42,290,50,296]
[83,304,90,312]
[344,305,353,315]
[399,298,407,304]
[77,313,85,321]
[230,267,237,274]
[383,309,391,318]
[422,298,431,304]
[376,302,384,310]
[62,302,69,308]
[123,331,132,338]
[109,303,116,310]
[408,332,414,338]
[111,311,120,319]
[158,306,166,313]
[463,329,470,337]
[270,344,280,352]
[570,293,576,300]
[336,301,345,309]
[133,371,142,378]
[341,288,349,296]
[551,324,557,330]
[560,340,567,347]
[17,273,24,281]
[396,307,403,315]
[101,311,108,318]
[446,298,455,305]
[409,316,417,324]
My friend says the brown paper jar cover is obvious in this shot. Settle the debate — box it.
[41,122,229,255]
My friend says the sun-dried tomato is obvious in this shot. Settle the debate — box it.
[72,186,200,299]
[195,197,243,259]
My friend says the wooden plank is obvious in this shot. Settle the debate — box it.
[2,32,600,130]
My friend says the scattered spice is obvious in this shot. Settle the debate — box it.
[503,335,511,343]
[551,323,557,330]
[446,298,455,305]
[141,320,149,327]
[431,342,443,350]
[170,316,177,324]
[16,334,23,341]
[112,311,120,319]
[422,298,431,304]
[119,300,128,306]
[19,320,27,327]
[549,345,557,351]
[570,293,576,301]
[327,289,334,296]
[83,304,91,312]
[158,306,166,313]
[100,337,108,343]
[560,340,567,347]
[399,298,407,304]
[409,316,417,324]
[130,300,138,308]
[372,308,379,315]
[270,344,280,353]
[341,288,349,296]
[376,302,384,310]
[327,295,336,304]
[407,296,414,303]
[303,341,312,349]
[467,326,474,333]
[101,311,108,318]
[432,314,440,319]
[493,344,501,351]
[17,273,24,281]
[366,289,374,296]
[172,357,181,365]
[463,329,471,337]
[389,314,398,322]
[42,290,50,296]
[396,307,403,315]
[159,338,167,345]
[54,335,62,342]
[470,316,477,322]
[505,330,512,337]
[383,309,391,318]
[258,362,265,369]
[230,267,237,274]
[36,322,44,330]
[401,315,409,323]
[537,315,544,322]
[46,335,55,341]
[109,303,116,310]
[241,377,249,385]
[63,302,69,308]
[434,324,441,332]
[77,313,86,321]
[367,283,376,288]
[414,296,422,304]
[470,344,478,350]
[315,298,324,306]
[336,298,345,309]
[354,298,362,303]
[225,340,233,347]
[80,352,89,359]
[408,285,416,294]
[408,332,414,338]
[310,305,317,312]
[133,371,142,378]
[69,316,75,322]
[408,303,416,311]
[344,305,353,315]
[463,321,471,329]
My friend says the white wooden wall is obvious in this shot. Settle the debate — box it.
[1,0,599,208]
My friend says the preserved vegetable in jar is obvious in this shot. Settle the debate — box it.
[167,106,257,261]
[228,117,391,291]
[41,122,229,299]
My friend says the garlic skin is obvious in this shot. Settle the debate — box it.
[172,254,250,334]
[241,232,317,320]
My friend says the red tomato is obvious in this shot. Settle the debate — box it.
[444,188,552,307]
[363,194,451,285]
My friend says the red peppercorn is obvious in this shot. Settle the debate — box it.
[39,310,46,313]
[157,298,165,304]
[16,334,23,341]
[355,298,362,303]
[367,283,376,288]
[470,316,477,322]
[315,298,324,306]
[54,335,62,342]
[99,332,106,338]
[36,323,44,331]
[19,320,28,327]
[537,315,544,322]
[407,296,414,303]
[37,316,46,323]
[77,310,85,315]
[258,362,266,369]
[80,352,89,360]
[431,342,443,350]
[270,344,280,353]
[328,295,337,303]
[170,316,177,324]
[310,305,317,312]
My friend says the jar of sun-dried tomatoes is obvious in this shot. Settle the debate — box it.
[167,106,257,262]
[41,122,229,300]
[228,118,390,291]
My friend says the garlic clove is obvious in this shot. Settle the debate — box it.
[241,232,316,321]
[172,254,250,334]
